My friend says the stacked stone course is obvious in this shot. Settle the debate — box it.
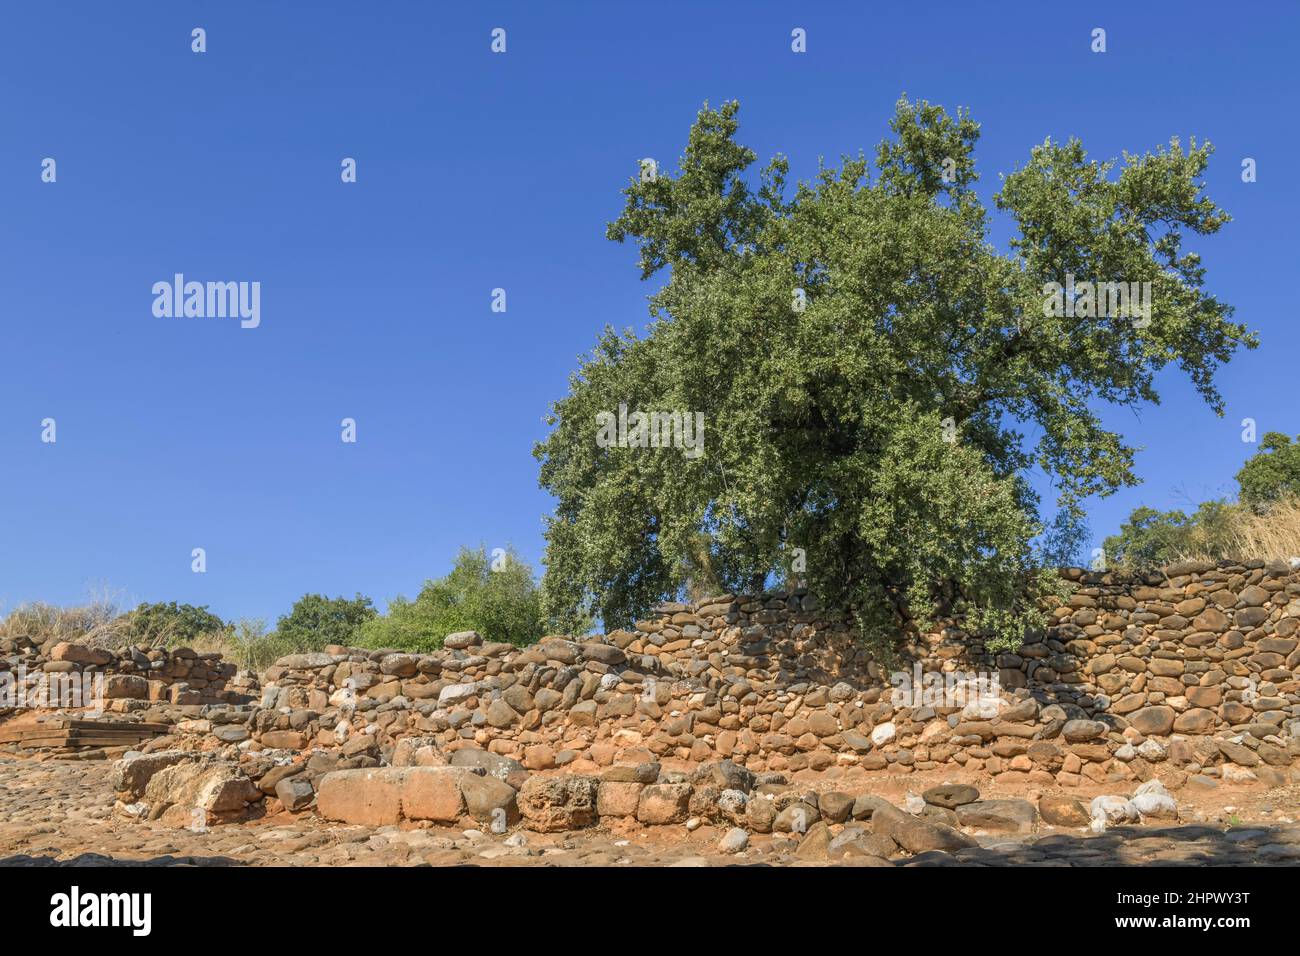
[5,559,1300,836]
[244,559,1300,786]
[0,634,256,710]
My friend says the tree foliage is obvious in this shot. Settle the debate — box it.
[1102,500,1241,569]
[126,601,228,646]
[1038,508,1092,569]
[1236,432,1300,510]
[360,546,551,652]
[535,97,1254,650]
[274,592,376,652]
[1106,431,1300,568]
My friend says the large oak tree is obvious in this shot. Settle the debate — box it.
[535,97,1255,649]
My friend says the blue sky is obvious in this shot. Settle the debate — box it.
[2,1,1297,623]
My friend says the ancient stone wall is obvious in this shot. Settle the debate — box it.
[1029,560,1300,733]
[6,559,1300,833]
[0,635,256,709]
[245,558,1300,788]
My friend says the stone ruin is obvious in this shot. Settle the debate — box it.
[2,559,1299,852]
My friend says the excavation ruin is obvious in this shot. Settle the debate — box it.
[3,559,1300,866]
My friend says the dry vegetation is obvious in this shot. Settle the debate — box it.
[1171,497,1300,567]
[0,592,130,649]
[0,592,294,671]
[1224,497,1300,564]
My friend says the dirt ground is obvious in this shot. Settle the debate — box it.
[2,753,1299,867]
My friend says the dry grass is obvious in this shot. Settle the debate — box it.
[186,620,300,672]
[1221,497,1300,565]
[0,590,293,673]
[1162,497,1300,568]
[0,594,132,649]
[0,600,298,673]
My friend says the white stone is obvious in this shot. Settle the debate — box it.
[438,683,476,707]
[1090,795,1140,827]
[717,789,749,817]
[328,688,354,708]
[1132,780,1178,819]
[718,827,750,853]
[1137,739,1167,761]
[961,695,1005,719]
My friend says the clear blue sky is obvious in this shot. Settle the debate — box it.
[2,1,1297,622]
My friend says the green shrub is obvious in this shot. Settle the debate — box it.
[1103,500,1242,570]
[125,601,229,647]
[221,618,302,671]
[273,593,376,652]
[1237,432,1300,511]
[1103,433,1300,570]
[360,546,552,652]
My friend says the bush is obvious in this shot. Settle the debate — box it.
[217,618,304,671]
[0,595,128,648]
[1105,434,1300,570]
[360,546,552,652]
[273,593,376,652]
[1237,432,1300,511]
[1102,501,1244,570]
[125,601,229,647]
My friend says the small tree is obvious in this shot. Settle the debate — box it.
[361,546,551,651]
[274,593,376,651]
[1103,506,1195,569]
[1103,500,1240,569]
[1105,430,1300,568]
[126,601,229,647]
[1237,432,1300,511]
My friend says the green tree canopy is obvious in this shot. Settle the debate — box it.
[1236,432,1300,510]
[274,593,376,651]
[535,96,1255,648]
[1102,500,1240,569]
[126,601,228,646]
[1103,505,1192,569]
[1106,430,1300,568]
[360,546,550,652]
